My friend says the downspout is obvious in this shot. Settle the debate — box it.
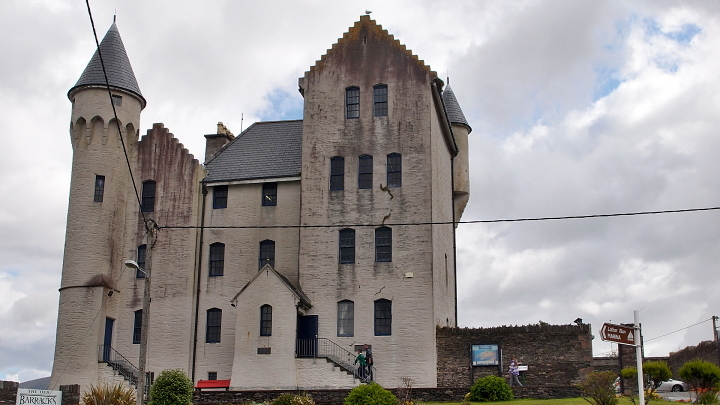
[191,183,208,382]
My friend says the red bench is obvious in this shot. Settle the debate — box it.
[195,379,231,391]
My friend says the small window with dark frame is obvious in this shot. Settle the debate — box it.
[206,308,222,343]
[339,229,355,264]
[373,85,388,117]
[213,185,228,209]
[337,300,354,337]
[136,245,147,279]
[208,372,218,381]
[141,180,156,213]
[358,155,373,189]
[262,183,277,206]
[133,309,142,344]
[374,299,392,336]
[260,305,272,336]
[330,157,345,191]
[386,153,402,187]
[375,227,392,262]
[111,94,122,106]
[209,243,225,277]
[94,175,105,202]
[346,87,360,119]
[259,240,275,270]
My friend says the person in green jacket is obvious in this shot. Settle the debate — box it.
[354,349,367,380]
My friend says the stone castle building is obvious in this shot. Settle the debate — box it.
[50,15,472,392]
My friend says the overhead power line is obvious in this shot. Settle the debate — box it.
[158,205,720,230]
[645,317,712,342]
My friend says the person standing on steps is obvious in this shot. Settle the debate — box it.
[364,343,373,381]
[354,349,367,381]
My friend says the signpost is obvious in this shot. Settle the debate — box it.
[600,322,636,346]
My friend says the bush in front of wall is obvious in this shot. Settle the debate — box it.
[344,382,398,405]
[468,375,514,402]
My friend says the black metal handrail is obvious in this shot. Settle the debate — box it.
[296,338,372,382]
[98,345,139,387]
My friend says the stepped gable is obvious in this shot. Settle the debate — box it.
[442,84,472,133]
[302,15,436,79]
[69,23,146,108]
[203,120,303,183]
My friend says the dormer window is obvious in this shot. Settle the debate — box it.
[346,87,360,119]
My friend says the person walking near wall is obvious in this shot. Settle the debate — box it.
[364,343,373,381]
[508,355,522,386]
[354,350,367,381]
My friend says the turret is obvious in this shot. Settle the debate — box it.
[51,21,144,392]
[442,83,472,221]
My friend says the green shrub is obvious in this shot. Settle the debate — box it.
[82,383,135,405]
[679,359,720,404]
[290,393,315,405]
[468,375,513,402]
[577,371,619,405]
[344,382,398,405]
[148,369,194,405]
[272,393,295,405]
[643,360,672,393]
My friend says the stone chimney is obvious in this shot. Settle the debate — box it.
[204,122,235,163]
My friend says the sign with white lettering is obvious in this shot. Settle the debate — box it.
[600,323,636,346]
[472,344,500,366]
[16,389,62,405]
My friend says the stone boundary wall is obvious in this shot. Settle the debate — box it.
[193,386,579,404]
[668,340,720,377]
[0,381,79,405]
[436,324,593,388]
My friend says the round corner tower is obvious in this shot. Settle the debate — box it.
[50,21,145,391]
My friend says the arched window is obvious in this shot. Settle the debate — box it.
[346,87,360,119]
[141,180,156,212]
[330,156,345,191]
[209,243,225,276]
[339,229,355,264]
[373,84,388,117]
[260,305,272,336]
[374,299,392,336]
[375,227,392,262]
[337,300,354,337]
[259,240,275,270]
[206,308,222,343]
[386,153,402,187]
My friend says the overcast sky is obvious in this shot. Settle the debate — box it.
[2,0,719,382]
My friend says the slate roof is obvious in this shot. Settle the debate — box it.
[204,120,303,183]
[69,23,146,108]
[442,85,471,133]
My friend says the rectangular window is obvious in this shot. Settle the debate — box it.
[262,183,277,206]
[339,229,355,264]
[373,85,388,117]
[94,175,105,202]
[260,305,272,336]
[111,94,122,106]
[387,153,402,187]
[141,181,156,213]
[375,227,392,262]
[346,87,360,119]
[208,372,217,381]
[206,308,222,343]
[330,157,345,191]
[358,155,373,189]
[133,310,142,344]
[337,300,354,337]
[213,185,228,209]
[259,240,275,270]
[136,245,147,279]
[374,299,392,336]
[209,243,225,277]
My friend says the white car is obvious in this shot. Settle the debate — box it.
[655,379,689,392]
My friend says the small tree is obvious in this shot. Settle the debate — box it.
[644,360,673,394]
[148,369,194,405]
[577,371,619,405]
[468,375,513,402]
[679,359,720,405]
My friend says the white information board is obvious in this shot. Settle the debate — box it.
[16,388,62,405]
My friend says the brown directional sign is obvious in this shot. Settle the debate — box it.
[600,323,637,346]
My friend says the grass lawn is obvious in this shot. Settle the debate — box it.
[421,397,674,405]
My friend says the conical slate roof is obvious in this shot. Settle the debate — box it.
[442,84,471,133]
[69,23,146,108]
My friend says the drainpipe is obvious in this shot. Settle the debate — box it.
[191,184,208,382]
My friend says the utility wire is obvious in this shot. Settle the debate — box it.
[645,318,712,342]
[158,205,720,230]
